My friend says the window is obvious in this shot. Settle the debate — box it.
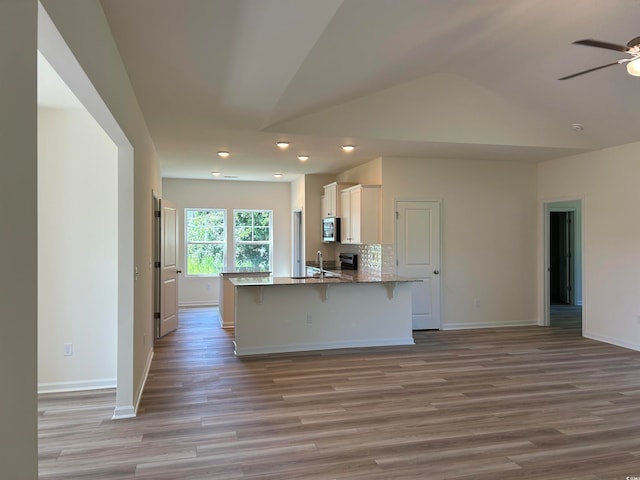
[234,210,272,270]
[185,209,226,275]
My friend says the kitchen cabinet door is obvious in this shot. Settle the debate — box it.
[322,182,354,217]
[340,185,381,244]
[340,189,352,243]
[322,183,337,217]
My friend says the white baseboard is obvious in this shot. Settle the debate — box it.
[113,349,154,420]
[179,301,217,307]
[234,337,415,356]
[584,331,640,352]
[135,349,154,412]
[441,319,538,331]
[112,405,136,419]
[38,378,116,394]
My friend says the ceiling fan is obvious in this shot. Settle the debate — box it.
[559,36,640,80]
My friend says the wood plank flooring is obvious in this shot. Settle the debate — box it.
[39,307,640,479]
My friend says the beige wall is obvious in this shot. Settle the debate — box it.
[38,108,118,390]
[337,157,382,185]
[0,1,38,477]
[162,178,292,305]
[538,143,640,350]
[304,174,336,262]
[381,156,538,329]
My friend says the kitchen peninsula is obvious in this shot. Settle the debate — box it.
[219,267,271,328]
[230,271,418,356]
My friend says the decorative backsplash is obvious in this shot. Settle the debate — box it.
[339,243,395,274]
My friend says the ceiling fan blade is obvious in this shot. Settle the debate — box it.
[558,61,621,80]
[573,39,629,53]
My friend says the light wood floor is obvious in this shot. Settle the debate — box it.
[39,307,640,479]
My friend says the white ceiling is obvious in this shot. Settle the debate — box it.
[54,0,640,181]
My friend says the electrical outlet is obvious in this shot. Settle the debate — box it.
[63,343,73,356]
[306,314,313,324]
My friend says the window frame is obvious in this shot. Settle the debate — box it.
[184,208,227,277]
[233,209,273,271]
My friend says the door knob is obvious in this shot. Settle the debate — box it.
[433,270,439,275]
[177,270,182,274]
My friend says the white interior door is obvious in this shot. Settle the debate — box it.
[159,199,179,337]
[396,201,441,330]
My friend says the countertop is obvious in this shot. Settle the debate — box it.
[228,270,419,286]
[220,267,271,275]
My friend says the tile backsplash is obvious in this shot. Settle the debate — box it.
[339,244,395,274]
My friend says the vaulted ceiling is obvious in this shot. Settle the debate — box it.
[95,0,640,181]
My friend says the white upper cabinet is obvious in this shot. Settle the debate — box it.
[340,185,381,244]
[322,182,354,217]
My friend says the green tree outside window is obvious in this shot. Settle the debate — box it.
[185,209,226,275]
[234,210,272,270]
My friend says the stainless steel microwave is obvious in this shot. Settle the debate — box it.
[322,217,340,243]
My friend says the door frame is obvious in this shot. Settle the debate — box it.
[541,197,584,328]
[394,198,443,329]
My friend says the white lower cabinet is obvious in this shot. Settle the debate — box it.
[340,184,381,244]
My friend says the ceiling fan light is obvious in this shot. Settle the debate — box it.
[627,59,640,76]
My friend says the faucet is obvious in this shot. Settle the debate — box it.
[316,250,324,279]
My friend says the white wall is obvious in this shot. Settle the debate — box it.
[380,156,538,329]
[162,178,292,305]
[0,1,38,477]
[41,0,162,417]
[38,108,118,391]
[538,143,640,350]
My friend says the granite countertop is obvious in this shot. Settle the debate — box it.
[228,270,419,286]
[220,267,271,275]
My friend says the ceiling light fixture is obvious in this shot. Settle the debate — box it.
[273,172,283,178]
[341,145,355,153]
[276,141,290,149]
[217,151,230,158]
[297,154,310,162]
[627,59,640,76]
[211,171,221,176]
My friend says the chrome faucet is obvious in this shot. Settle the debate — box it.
[316,250,324,279]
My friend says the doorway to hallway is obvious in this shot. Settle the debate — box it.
[544,199,583,332]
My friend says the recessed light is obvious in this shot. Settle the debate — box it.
[273,172,283,178]
[341,145,355,153]
[217,151,230,158]
[276,141,290,149]
[297,154,310,162]
[211,171,221,177]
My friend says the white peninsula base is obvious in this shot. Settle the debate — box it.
[232,279,414,356]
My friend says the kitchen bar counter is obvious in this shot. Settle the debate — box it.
[219,269,270,328]
[228,271,416,286]
[230,272,418,356]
